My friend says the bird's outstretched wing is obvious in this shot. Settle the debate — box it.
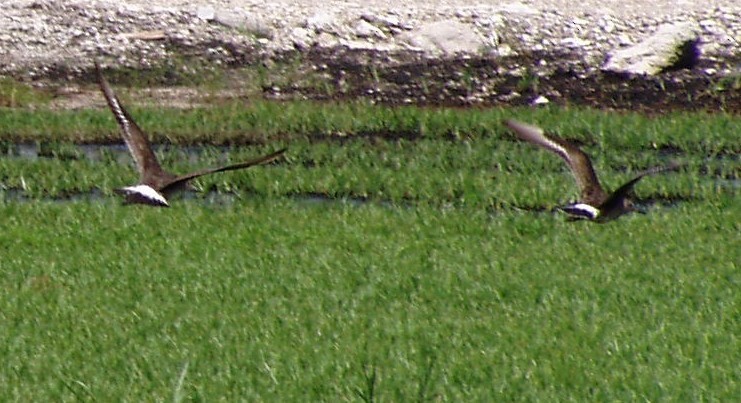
[161,148,287,193]
[505,119,608,204]
[601,162,682,208]
[96,61,167,182]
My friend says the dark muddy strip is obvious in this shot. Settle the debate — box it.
[2,143,251,163]
[3,142,738,164]
[267,49,741,113]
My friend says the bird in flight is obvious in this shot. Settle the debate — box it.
[96,62,286,207]
[504,119,680,222]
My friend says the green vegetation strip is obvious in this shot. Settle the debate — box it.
[0,198,738,400]
[0,102,738,399]
[0,136,733,207]
[0,102,737,206]
[0,101,739,153]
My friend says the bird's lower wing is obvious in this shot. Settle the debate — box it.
[162,148,287,192]
[602,162,681,207]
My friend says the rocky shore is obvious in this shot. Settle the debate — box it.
[1,0,739,111]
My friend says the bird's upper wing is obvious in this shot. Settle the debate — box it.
[95,61,166,181]
[504,119,607,203]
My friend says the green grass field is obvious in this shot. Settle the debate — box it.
[1,198,738,401]
[0,98,738,400]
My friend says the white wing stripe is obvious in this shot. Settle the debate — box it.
[120,185,169,206]
[562,203,600,219]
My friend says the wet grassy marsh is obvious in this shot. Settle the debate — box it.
[0,102,737,206]
[0,99,738,400]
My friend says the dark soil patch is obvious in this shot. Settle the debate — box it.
[22,47,741,114]
[262,48,741,114]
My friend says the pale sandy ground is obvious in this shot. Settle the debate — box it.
[6,0,739,17]
[116,0,735,17]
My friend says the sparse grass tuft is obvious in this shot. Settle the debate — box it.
[0,77,52,107]
[96,56,228,88]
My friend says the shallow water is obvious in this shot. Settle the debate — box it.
[5,143,236,164]
[0,187,404,209]
[1,143,736,207]
[0,187,708,214]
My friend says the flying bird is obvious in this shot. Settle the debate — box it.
[504,119,679,222]
[96,62,286,207]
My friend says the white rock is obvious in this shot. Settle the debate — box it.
[496,43,514,56]
[306,12,336,33]
[354,20,386,39]
[455,9,472,19]
[598,17,616,33]
[378,14,402,28]
[214,11,244,30]
[498,3,539,15]
[342,39,393,51]
[699,19,717,29]
[603,21,701,75]
[314,32,340,48]
[196,6,214,21]
[617,34,633,46]
[571,17,589,26]
[532,95,550,105]
[399,21,485,55]
[362,13,402,28]
[242,16,273,39]
[478,15,505,28]
[291,27,313,50]
[561,37,591,48]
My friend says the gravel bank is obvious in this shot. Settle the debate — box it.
[1,1,739,112]
[1,0,738,76]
